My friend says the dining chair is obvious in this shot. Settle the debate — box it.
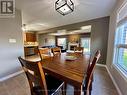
[52,47,61,56]
[18,57,64,95]
[38,48,51,60]
[82,50,101,95]
[74,47,84,54]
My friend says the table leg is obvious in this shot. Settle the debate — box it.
[74,86,81,95]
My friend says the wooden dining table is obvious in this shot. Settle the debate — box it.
[42,52,89,95]
[25,52,89,95]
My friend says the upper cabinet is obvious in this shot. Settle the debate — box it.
[24,32,36,42]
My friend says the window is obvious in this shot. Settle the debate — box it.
[113,1,127,76]
[57,38,67,49]
[80,38,90,54]
[114,23,127,74]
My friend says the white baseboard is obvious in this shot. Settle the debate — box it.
[96,63,106,67]
[105,66,122,95]
[0,70,24,82]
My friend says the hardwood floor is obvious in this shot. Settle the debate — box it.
[0,66,119,95]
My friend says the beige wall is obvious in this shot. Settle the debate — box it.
[106,0,127,95]
[0,10,23,78]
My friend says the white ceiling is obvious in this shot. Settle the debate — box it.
[16,0,117,31]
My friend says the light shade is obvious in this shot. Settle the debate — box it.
[55,0,74,16]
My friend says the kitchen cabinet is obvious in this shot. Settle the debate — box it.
[24,32,36,42]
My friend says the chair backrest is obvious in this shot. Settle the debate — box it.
[52,47,61,56]
[38,48,51,60]
[18,57,48,95]
[83,50,101,95]
[74,47,84,54]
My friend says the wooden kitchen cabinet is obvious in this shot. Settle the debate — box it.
[23,32,38,56]
[25,32,36,42]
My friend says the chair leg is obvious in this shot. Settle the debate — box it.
[89,82,92,95]
[90,82,92,90]
[89,89,92,95]
[84,91,86,95]
[62,83,67,95]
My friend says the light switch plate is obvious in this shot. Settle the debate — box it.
[9,38,16,43]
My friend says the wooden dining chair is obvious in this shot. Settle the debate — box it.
[52,47,61,56]
[38,48,51,60]
[74,47,84,54]
[82,50,101,95]
[18,57,64,95]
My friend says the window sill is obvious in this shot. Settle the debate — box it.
[112,64,127,82]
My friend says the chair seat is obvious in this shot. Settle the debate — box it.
[33,75,63,95]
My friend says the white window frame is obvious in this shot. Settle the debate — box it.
[113,1,127,78]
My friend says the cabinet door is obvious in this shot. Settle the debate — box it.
[26,33,36,42]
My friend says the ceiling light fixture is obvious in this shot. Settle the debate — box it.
[55,0,74,16]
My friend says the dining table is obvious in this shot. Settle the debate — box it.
[25,52,90,95]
